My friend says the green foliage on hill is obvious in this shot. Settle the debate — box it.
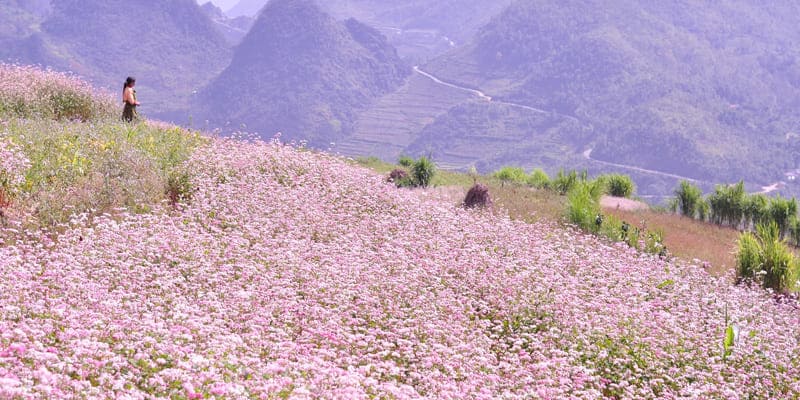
[200,0,409,147]
[427,0,800,184]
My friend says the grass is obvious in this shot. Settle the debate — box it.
[603,207,739,275]
[1,118,206,233]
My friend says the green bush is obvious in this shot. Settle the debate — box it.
[605,174,635,198]
[493,166,527,186]
[527,168,550,189]
[411,156,436,188]
[736,221,799,292]
[673,180,703,218]
[398,155,414,167]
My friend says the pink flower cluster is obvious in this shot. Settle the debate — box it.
[1,137,799,398]
[0,64,115,120]
[0,136,30,188]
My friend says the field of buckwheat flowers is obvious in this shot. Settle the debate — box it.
[2,65,800,399]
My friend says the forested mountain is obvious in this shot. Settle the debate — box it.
[0,0,231,118]
[199,0,409,146]
[425,0,800,184]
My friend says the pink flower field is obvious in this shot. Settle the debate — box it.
[1,135,800,398]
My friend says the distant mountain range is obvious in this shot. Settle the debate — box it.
[5,0,800,197]
[425,0,800,184]
[198,0,409,146]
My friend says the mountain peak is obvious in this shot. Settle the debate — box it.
[200,0,409,145]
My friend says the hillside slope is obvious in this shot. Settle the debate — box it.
[199,0,409,146]
[3,134,800,397]
[3,65,800,397]
[426,0,800,185]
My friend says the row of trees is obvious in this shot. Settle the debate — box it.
[672,180,800,245]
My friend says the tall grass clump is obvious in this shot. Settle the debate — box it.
[553,169,586,195]
[708,181,746,227]
[0,63,116,121]
[605,174,635,198]
[736,221,799,292]
[493,166,527,186]
[767,195,797,236]
[566,179,604,232]
[672,180,703,218]
[743,194,770,229]
[411,156,436,188]
[527,168,550,189]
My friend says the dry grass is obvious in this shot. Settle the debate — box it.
[603,207,739,276]
[489,184,566,224]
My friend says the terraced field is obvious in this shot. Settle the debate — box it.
[333,72,472,162]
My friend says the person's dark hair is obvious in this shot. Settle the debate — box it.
[123,77,136,94]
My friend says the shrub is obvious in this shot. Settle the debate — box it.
[736,221,799,292]
[166,170,194,206]
[398,155,414,167]
[673,180,703,218]
[493,166,527,186]
[411,156,436,188]
[388,168,408,182]
[605,174,635,198]
[527,168,550,189]
[388,168,414,188]
[464,183,492,209]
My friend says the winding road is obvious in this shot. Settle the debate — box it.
[581,149,701,183]
[413,66,788,195]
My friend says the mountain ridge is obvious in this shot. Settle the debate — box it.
[199,0,409,146]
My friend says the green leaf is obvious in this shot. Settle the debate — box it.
[656,279,675,289]
[723,324,735,359]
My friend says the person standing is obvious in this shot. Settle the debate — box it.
[122,76,140,122]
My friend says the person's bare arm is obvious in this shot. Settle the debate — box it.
[124,88,140,105]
